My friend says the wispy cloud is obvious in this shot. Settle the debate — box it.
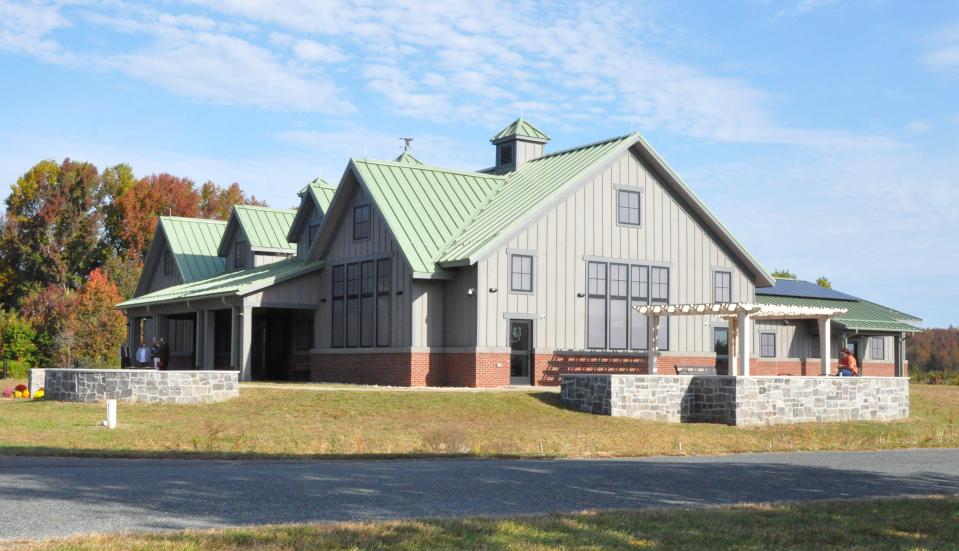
[921,21,959,74]
[773,0,839,20]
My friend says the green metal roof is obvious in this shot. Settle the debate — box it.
[307,178,337,215]
[755,294,922,333]
[490,118,550,144]
[219,205,297,254]
[394,151,424,165]
[350,159,504,274]
[158,217,226,282]
[118,258,323,309]
[439,134,635,264]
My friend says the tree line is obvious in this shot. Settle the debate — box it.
[0,158,264,371]
[908,327,959,376]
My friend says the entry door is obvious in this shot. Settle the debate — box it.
[509,319,533,385]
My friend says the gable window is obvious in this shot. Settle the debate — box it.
[499,143,513,166]
[308,222,322,245]
[295,319,314,350]
[760,332,776,358]
[870,337,885,360]
[617,189,641,226]
[163,250,174,276]
[353,205,370,240]
[586,261,668,351]
[714,271,732,303]
[510,254,533,293]
[331,258,391,349]
[234,241,248,270]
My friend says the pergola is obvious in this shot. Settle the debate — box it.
[633,303,848,376]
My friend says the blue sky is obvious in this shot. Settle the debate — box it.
[1,0,957,327]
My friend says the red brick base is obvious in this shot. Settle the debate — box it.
[310,351,511,388]
[750,360,906,377]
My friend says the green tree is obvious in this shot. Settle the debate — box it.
[100,163,137,255]
[0,309,37,363]
[771,269,797,279]
[816,276,832,288]
[0,159,105,306]
[198,181,267,220]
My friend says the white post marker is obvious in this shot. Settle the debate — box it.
[106,399,117,429]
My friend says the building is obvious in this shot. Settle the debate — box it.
[117,120,922,386]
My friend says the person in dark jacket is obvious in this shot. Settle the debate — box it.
[158,338,170,370]
[120,343,131,368]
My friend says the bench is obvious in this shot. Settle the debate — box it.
[675,365,718,376]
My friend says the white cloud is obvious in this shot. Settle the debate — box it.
[921,21,959,74]
[0,1,68,61]
[292,39,347,64]
[905,120,932,133]
[774,0,839,19]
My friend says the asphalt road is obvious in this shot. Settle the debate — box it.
[1,449,958,541]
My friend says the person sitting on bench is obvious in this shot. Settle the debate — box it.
[837,347,858,377]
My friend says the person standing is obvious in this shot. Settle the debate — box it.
[135,342,149,367]
[151,338,160,369]
[158,337,170,371]
[120,342,130,369]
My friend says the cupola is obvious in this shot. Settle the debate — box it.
[490,118,550,172]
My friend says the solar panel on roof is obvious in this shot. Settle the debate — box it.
[755,279,860,301]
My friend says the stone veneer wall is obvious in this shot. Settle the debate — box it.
[34,369,239,404]
[560,374,908,426]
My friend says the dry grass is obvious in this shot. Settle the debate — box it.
[10,496,959,550]
[0,383,957,459]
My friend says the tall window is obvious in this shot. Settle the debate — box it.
[870,337,885,360]
[163,250,174,275]
[376,258,391,347]
[234,241,248,270]
[617,189,641,226]
[308,222,322,245]
[295,319,314,350]
[760,333,776,358]
[353,205,370,240]
[331,259,391,348]
[510,254,533,292]
[587,261,668,351]
[586,262,607,349]
[714,271,731,303]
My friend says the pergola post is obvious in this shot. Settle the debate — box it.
[648,313,660,375]
[818,317,831,376]
[728,317,739,376]
[736,311,751,377]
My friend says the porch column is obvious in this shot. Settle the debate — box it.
[237,306,253,381]
[647,313,660,375]
[728,316,739,376]
[736,311,751,377]
[818,317,832,376]
[894,333,904,377]
[194,311,204,369]
[127,316,135,353]
[203,311,216,370]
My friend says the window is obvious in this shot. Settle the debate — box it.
[760,333,776,358]
[376,258,391,347]
[870,337,885,360]
[714,271,731,303]
[510,254,533,292]
[295,319,313,350]
[587,261,668,351]
[163,250,174,275]
[353,205,370,240]
[586,262,607,349]
[234,241,248,270]
[331,258,392,349]
[617,189,641,226]
[308,222,322,245]
[713,327,729,356]
[499,143,513,166]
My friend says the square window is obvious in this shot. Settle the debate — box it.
[510,254,533,292]
[760,333,776,358]
[617,190,641,226]
[353,205,370,240]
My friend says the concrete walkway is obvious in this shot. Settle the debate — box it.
[1,449,957,541]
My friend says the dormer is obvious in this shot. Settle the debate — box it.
[133,217,226,296]
[217,205,298,270]
[490,118,550,172]
[288,177,337,258]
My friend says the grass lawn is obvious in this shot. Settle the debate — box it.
[13,496,959,550]
[0,381,957,459]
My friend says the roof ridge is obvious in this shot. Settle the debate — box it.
[234,205,298,213]
[160,216,227,224]
[527,133,635,163]
[352,158,505,181]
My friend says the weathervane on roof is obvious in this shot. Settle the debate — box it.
[399,137,414,152]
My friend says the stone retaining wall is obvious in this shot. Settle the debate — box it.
[33,369,239,404]
[560,375,908,426]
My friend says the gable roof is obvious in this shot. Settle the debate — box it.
[756,279,922,333]
[118,257,323,309]
[394,151,424,165]
[335,131,773,286]
[218,205,297,255]
[288,179,338,242]
[158,217,227,282]
[491,117,550,144]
